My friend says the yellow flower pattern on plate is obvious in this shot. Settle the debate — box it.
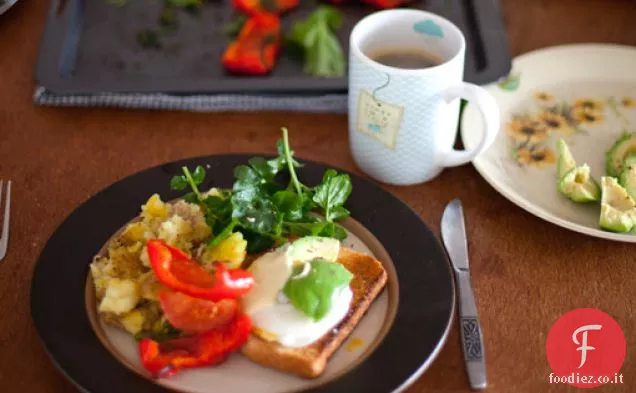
[621,97,636,108]
[537,111,574,136]
[507,116,548,144]
[515,147,557,168]
[533,92,554,103]
[507,93,632,168]
[574,98,605,113]
[573,107,604,126]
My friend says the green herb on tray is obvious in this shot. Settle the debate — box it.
[223,14,248,39]
[158,5,179,33]
[288,5,346,78]
[166,0,202,7]
[137,29,163,50]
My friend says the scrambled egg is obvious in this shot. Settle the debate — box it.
[90,193,247,335]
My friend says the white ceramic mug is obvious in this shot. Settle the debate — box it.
[348,9,500,185]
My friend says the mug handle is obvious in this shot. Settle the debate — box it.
[439,83,500,167]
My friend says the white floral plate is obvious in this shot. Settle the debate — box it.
[461,44,636,242]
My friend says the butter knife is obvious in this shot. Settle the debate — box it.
[441,198,487,390]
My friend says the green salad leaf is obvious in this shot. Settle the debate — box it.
[191,165,206,184]
[170,165,205,195]
[283,259,353,321]
[232,197,281,235]
[170,175,188,191]
[288,6,346,78]
[203,196,232,233]
[208,218,239,248]
[313,169,352,222]
[272,190,304,221]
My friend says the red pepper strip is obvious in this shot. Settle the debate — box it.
[222,13,281,76]
[139,313,252,378]
[232,0,299,15]
[147,240,254,301]
[361,0,410,8]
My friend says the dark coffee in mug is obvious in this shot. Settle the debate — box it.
[369,48,442,69]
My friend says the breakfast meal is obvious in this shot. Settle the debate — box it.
[89,128,388,379]
[555,136,636,233]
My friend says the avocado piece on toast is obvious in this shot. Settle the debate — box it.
[287,236,340,263]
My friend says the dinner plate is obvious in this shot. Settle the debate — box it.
[30,155,455,393]
[461,44,636,242]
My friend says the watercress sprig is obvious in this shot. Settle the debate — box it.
[169,127,353,253]
[170,165,206,203]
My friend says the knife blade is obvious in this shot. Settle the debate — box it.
[441,198,487,391]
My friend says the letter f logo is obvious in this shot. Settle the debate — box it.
[572,324,602,368]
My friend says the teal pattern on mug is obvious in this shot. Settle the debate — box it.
[413,20,444,38]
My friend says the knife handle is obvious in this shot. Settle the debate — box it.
[455,271,487,390]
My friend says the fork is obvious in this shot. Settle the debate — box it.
[0,180,11,262]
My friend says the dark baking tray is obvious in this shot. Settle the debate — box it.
[36,0,511,95]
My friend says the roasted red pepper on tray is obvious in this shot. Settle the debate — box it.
[147,239,255,301]
[361,0,411,8]
[222,13,281,75]
[232,0,299,15]
[139,313,252,379]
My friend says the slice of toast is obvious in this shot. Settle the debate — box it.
[241,247,388,378]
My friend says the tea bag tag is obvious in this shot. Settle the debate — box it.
[356,89,404,150]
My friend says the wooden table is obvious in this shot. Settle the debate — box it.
[1,0,635,392]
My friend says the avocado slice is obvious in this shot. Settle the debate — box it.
[558,164,601,203]
[599,177,636,233]
[606,132,636,177]
[287,236,341,263]
[557,138,577,180]
[619,153,636,200]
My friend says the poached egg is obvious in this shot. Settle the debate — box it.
[241,237,353,348]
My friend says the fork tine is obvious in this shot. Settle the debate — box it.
[0,180,10,262]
